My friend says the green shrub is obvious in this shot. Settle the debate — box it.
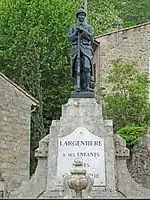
[117,125,148,149]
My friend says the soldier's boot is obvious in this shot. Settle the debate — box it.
[85,73,94,92]
[75,84,80,92]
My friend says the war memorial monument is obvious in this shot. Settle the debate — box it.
[10,6,150,199]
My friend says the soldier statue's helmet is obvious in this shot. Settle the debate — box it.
[76,8,87,17]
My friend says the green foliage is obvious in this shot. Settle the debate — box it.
[117,0,150,27]
[102,59,150,133]
[88,0,118,34]
[117,125,147,149]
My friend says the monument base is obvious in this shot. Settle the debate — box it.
[71,91,94,98]
[10,98,150,199]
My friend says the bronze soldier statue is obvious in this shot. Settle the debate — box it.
[68,7,94,94]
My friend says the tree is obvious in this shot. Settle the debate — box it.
[117,0,150,27]
[102,59,150,139]
[87,0,118,34]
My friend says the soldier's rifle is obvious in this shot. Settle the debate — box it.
[76,28,81,92]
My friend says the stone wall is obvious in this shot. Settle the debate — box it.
[93,22,150,94]
[127,133,150,188]
[0,73,38,197]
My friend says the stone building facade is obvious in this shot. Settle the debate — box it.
[0,72,38,197]
[93,21,150,95]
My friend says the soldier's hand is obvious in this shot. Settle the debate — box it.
[78,27,84,32]
[76,26,84,33]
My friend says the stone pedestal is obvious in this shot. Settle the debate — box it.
[10,98,150,199]
[43,98,117,198]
